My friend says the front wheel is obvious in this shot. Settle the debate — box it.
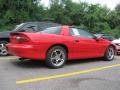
[45,46,67,68]
[104,46,115,61]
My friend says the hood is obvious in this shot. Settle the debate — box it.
[0,31,11,38]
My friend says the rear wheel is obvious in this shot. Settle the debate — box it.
[45,46,67,68]
[0,41,8,56]
[104,46,115,61]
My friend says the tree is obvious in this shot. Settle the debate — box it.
[115,3,120,12]
[0,0,120,37]
[0,0,42,24]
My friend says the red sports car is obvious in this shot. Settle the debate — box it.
[7,26,116,68]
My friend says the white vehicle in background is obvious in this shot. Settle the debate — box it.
[112,38,120,55]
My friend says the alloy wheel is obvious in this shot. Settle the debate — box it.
[0,43,8,56]
[50,49,65,67]
[107,47,114,60]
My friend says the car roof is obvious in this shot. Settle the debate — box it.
[24,21,61,25]
[13,21,61,32]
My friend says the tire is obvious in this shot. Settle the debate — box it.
[104,46,115,61]
[0,41,8,56]
[45,46,67,68]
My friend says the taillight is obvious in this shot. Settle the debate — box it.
[10,32,30,44]
[16,36,29,43]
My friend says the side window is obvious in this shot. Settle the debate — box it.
[41,26,61,35]
[20,23,38,32]
[70,28,80,36]
[70,28,94,39]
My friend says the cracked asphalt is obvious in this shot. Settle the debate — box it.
[0,56,120,90]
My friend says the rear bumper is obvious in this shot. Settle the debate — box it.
[7,44,45,60]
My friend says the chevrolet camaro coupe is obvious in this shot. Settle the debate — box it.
[7,26,116,68]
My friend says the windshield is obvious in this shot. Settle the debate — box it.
[12,23,25,31]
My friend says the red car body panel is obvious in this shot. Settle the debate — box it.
[7,26,116,60]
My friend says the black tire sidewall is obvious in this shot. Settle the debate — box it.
[45,46,67,68]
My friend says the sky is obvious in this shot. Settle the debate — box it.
[41,0,120,10]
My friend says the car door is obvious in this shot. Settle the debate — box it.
[69,28,104,59]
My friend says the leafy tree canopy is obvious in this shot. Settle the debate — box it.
[0,0,120,38]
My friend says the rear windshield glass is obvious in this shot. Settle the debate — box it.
[12,23,25,31]
[40,26,61,35]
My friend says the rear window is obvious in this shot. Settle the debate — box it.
[40,26,61,35]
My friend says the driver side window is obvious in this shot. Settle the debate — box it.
[70,28,95,39]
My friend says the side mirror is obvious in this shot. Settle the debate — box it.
[93,36,99,41]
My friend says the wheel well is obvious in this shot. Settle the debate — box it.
[109,44,116,54]
[46,44,68,56]
[103,44,116,56]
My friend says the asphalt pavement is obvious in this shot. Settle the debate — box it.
[0,56,120,90]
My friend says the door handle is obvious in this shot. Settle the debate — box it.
[74,40,79,42]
